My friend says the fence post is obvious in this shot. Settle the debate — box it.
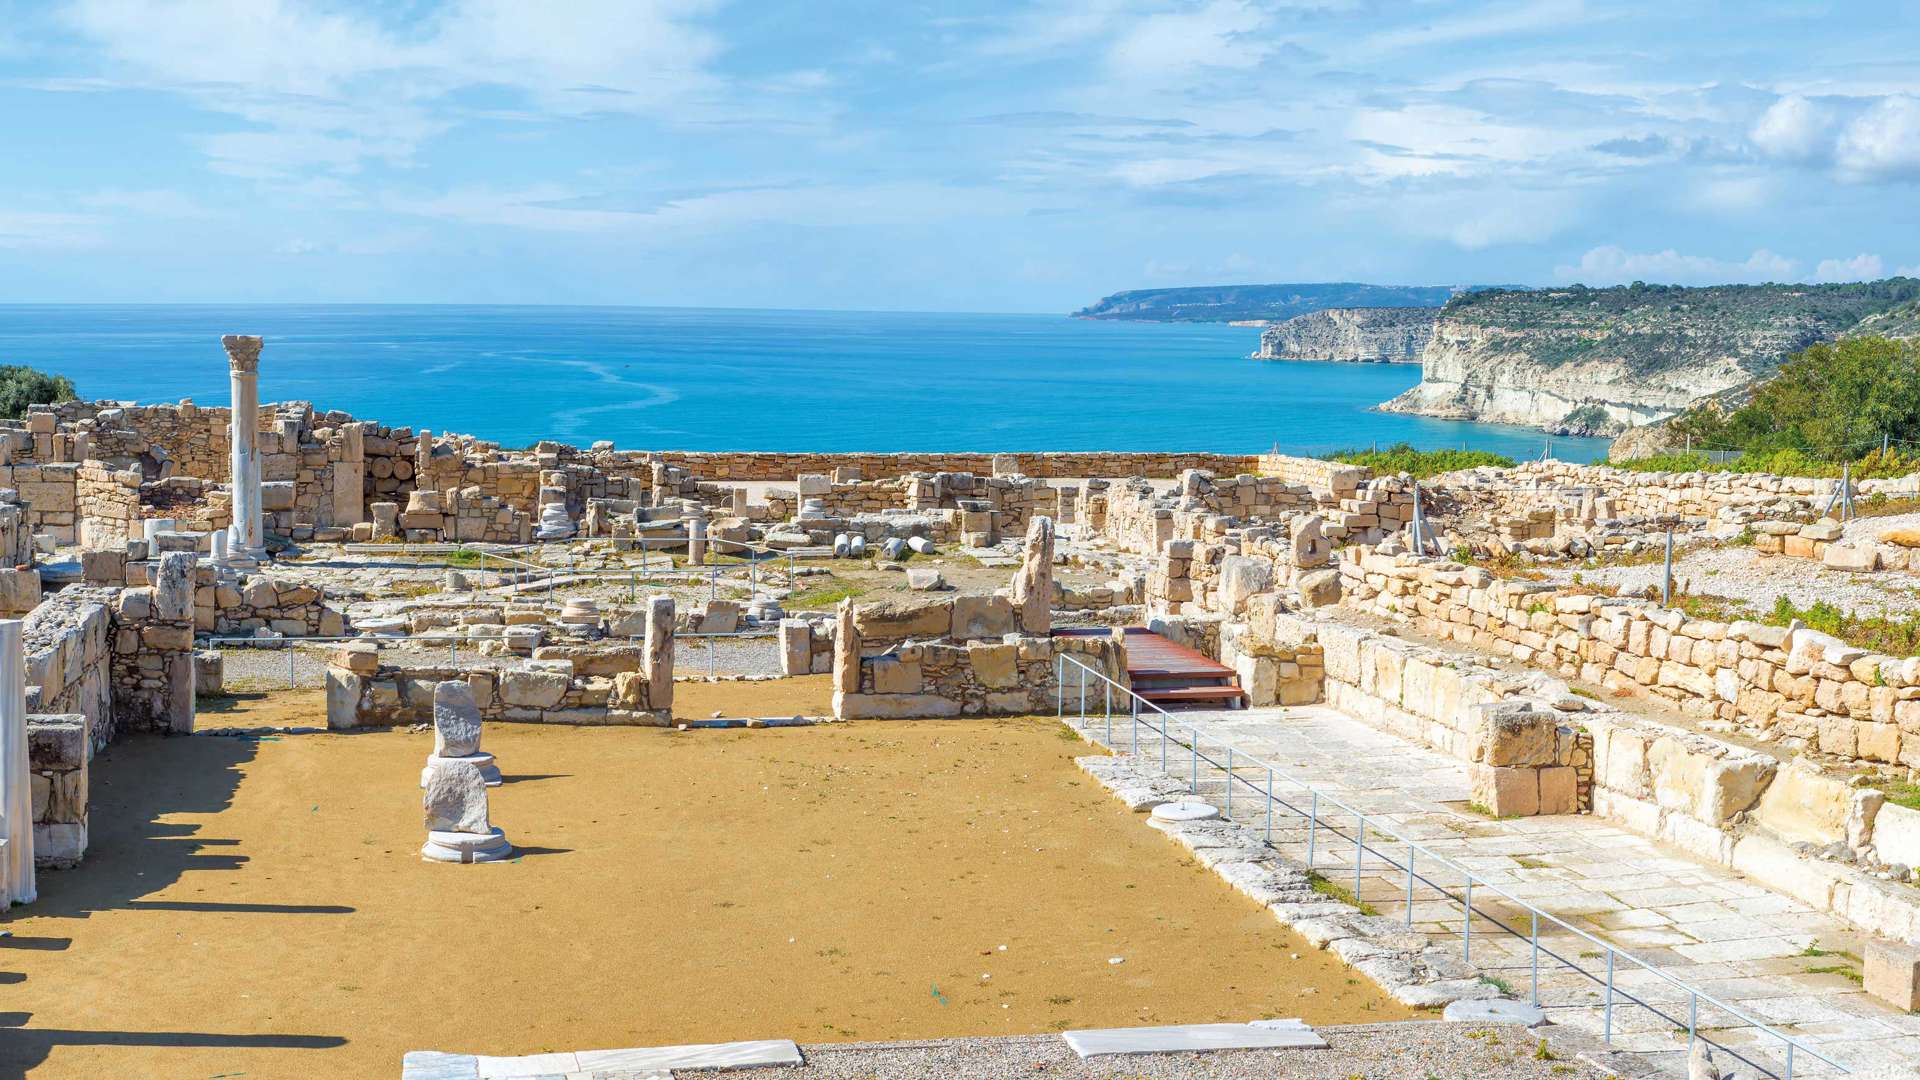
[1055,657,1063,717]
[1661,528,1674,606]
[1463,873,1473,963]
[1687,991,1697,1050]
[287,645,295,689]
[1103,683,1111,746]
[1604,951,1614,1047]
[1306,790,1318,868]
[1353,814,1364,897]
[1224,746,1232,817]
[1406,844,1415,926]
[1078,666,1086,720]
[1530,911,1539,1005]
[1265,768,1273,842]
[1130,698,1138,754]
[1189,730,1197,794]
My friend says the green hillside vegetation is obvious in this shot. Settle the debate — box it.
[1073,282,1455,322]
[0,366,77,419]
[1611,335,1920,476]
[1443,278,1920,377]
[1324,443,1514,478]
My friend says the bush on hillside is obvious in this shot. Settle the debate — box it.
[1325,443,1515,479]
[0,365,76,419]
[1666,335,1920,461]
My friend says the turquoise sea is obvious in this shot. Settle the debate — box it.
[0,305,1607,460]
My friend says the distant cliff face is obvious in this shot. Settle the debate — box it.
[1253,306,1437,363]
[1072,282,1456,322]
[1381,279,1920,437]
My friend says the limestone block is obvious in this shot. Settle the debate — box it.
[1872,801,1920,868]
[611,670,649,710]
[193,649,223,695]
[950,594,1013,640]
[1471,764,1540,817]
[1700,753,1775,824]
[968,643,1018,689]
[1751,762,1852,847]
[1864,938,1920,1012]
[498,668,569,709]
[325,670,364,729]
[153,552,195,622]
[1537,766,1578,815]
[333,643,380,675]
[1296,568,1341,608]
[854,597,952,639]
[778,619,812,676]
[1216,555,1273,614]
[870,657,922,694]
[1469,704,1560,767]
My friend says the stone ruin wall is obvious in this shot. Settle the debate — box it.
[325,597,675,728]
[655,450,1262,481]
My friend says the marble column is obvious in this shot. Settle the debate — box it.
[0,619,35,907]
[222,335,265,562]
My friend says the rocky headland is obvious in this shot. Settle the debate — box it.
[1072,282,1455,322]
[1252,306,1438,363]
[1381,279,1920,437]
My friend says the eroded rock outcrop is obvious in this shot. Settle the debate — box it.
[1252,306,1437,363]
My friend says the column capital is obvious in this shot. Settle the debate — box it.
[221,334,263,374]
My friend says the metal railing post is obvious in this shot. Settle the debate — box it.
[1406,844,1415,926]
[1189,729,1197,794]
[1530,911,1539,1005]
[1078,666,1086,720]
[1688,991,1697,1050]
[1463,873,1473,963]
[1264,768,1273,842]
[287,645,295,689]
[1306,790,1317,868]
[1224,746,1232,818]
[1604,951,1614,1047]
[1055,657,1063,717]
[1130,698,1138,754]
[1103,683,1111,746]
[1353,814,1364,897]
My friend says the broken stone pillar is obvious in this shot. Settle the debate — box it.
[330,421,366,527]
[420,759,511,864]
[1290,514,1330,569]
[1010,515,1055,636]
[643,595,673,712]
[687,510,708,566]
[221,335,265,563]
[0,619,34,906]
[421,680,499,787]
[832,599,861,695]
[156,552,197,734]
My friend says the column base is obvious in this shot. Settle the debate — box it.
[422,827,512,864]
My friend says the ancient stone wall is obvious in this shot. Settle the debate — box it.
[26,714,86,869]
[1255,453,1371,496]
[1337,544,1919,771]
[325,653,669,727]
[654,451,1262,481]
[23,595,113,752]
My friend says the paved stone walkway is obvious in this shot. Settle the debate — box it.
[1066,704,1920,1077]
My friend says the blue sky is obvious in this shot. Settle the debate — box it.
[0,0,1916,311]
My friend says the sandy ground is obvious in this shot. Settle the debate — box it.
[2,692,1411,1079]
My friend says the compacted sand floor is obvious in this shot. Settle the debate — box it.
[1,686,1414,1078]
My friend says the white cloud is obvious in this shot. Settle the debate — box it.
[1812,253,1884,282]
[1835,96,1920,180]
[1106,1,1269,83]
[0,211,105,250]
[1749,95,1832,161]
[58,0,727,178]
[1554,246,1796,285]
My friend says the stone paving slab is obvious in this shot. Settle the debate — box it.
[1062,1020,1327,1057]
[1068,703,1920,1077]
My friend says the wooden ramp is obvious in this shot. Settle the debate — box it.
[1054,627,1247,710]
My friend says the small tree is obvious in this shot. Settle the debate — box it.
[0,366,77,420]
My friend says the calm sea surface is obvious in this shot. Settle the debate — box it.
[0,305,1607,459]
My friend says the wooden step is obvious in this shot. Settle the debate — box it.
[1137,685,1248,705]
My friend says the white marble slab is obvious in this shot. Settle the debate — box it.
[1063,1022,1327,1057]
[401,1050,480,1080]
[473,1051,579,1077]
[572,1039,803,1072]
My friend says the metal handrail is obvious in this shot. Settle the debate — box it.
[1052,652,1847,1079]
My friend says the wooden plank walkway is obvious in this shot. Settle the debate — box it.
[1054,627,1246,709]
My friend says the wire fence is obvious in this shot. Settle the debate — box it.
[1051,653,1849,1079]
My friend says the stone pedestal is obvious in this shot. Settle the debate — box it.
[1011,515,1055,635]
[688,513,708,566]
[222,335,265,564]
[422,827,512,864]
[643,595,673,711]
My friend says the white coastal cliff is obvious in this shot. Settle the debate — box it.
[1379,280,1920,437]
[1252,306,1437,363]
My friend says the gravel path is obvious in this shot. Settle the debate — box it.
[1542,542,1920,618]
[690,1023,1602,1079]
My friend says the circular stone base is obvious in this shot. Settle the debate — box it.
[421,827,512,864]
[421,752,501,788]
[1150,799,1221,822]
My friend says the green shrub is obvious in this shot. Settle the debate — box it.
[0,366,76,419]
[1325,442,1514,479]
